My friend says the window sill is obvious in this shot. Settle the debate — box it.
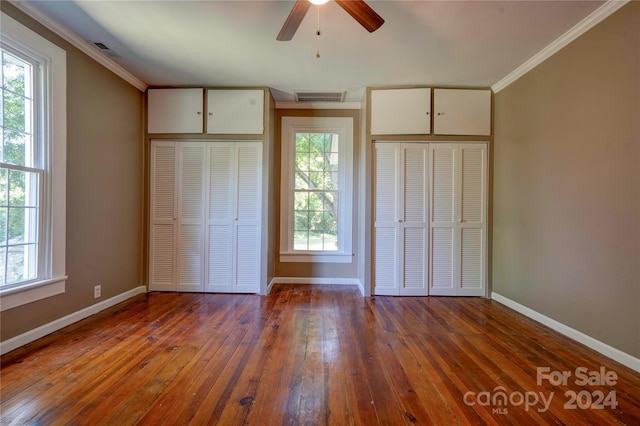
[279,252,353,264]
[0,276,67,312]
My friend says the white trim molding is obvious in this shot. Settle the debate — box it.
[269,277,365,296]
[491,292,640,373]
[0,286,147,356]
[492,0,631,93]
[7,0,147,92]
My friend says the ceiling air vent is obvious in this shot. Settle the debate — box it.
[294,91,345,103]
[92,42,121,58]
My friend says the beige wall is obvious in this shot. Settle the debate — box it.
[493,3,639,357]
[1,3,144,341]
[275,109,360,279]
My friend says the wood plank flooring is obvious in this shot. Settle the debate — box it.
[1,284,639,425]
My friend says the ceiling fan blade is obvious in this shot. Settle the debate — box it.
[335,0,385,33]
[277,0,312,41]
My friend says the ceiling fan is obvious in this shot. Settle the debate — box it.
[277,0,385,41]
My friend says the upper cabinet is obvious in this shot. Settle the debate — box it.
[148,88,204,134]
[370,88,431,135]
[433,89,491,136]
[206,89,264,134]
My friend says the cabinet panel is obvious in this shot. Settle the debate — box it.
[150,224,175,290]
[433,89,491,136]
[374,227,398,294]
[370,88,431,135]
[207,89,264,134]
[148,88,203,134]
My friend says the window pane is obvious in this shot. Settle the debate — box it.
[0,207,6,245]
[0,247,5,284]
[307,171,322,189]
[295,152,309,173]
[7,207,25,244]
[3,129,32,167]
[3,91,30,133]
[295,133,309,153]
[6,245,24,283]
[0,168,7,206]
[294,191,308,211]
[309,153,324,172]
[2,52,31,97]
[8,169,25,205]
[294,173,308,190]
[293,230,308,251]
[294,210,309,231]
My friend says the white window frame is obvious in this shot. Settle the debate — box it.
[280,116,353,263]
[0,12,67,311]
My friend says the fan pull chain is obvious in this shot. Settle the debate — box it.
[316,5,321,58]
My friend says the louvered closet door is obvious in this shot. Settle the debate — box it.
[176,143,206,292]
[205,142,235,293]
[233,142,262,293]
[374,143,428,296]
[401,144,428,296]
[374,143,401,295]
[457,144,487,296]
[429,143,487,296]
[149,141,177,291]
[430,144,457,295]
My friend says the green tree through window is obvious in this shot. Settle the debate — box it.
[293,132,339,251]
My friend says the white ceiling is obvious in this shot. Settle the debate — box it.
[24,0,604,102]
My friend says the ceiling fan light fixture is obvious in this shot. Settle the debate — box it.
[309,0,329,5]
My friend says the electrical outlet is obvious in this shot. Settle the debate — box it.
[94,285,101,299]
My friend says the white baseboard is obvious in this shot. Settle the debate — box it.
[491,292,640,373]
[1,285,147,356]
[269,277,365,296]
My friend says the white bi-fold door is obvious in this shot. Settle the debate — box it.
[374,143,429,296]
[373,142,487,296]
[429,143,487,296]
[205,142,262,293]
[149,141,206,292]
[149,140,262,293]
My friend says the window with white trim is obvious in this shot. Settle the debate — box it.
[0,12,67,311]
[280,116,353,263]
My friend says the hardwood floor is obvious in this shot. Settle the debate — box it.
[1,284,639,425]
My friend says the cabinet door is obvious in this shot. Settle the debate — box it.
[370,88,431,135]
[176,143,206,292]
[205,143,235,293]
[233,142,262,293]
[149,142,177,291]
[148,88,203,134]
[373,143,401,295]
[206,89,264,134]
[433,89,491,136]
[429,143,487,296]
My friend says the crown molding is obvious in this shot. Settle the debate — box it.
[7,0,148,92]
[492,0,630,93]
